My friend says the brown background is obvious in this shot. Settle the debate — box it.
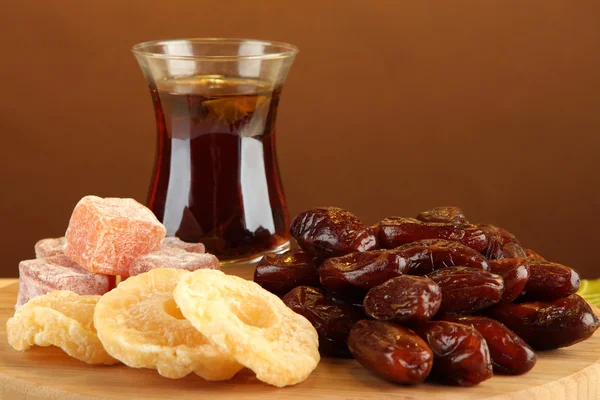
[1,1,599,278]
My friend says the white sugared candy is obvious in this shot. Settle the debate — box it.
[17,255,112,309]
[162,237,206,253]
[129,248,219,276]
[34,237,66,258]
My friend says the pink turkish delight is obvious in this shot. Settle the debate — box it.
[129,248,220,276]
[16,255,111,308]
[34,237,66,258]
[64,196,166,277]
[161,237,206,253]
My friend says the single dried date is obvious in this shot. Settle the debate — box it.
[488,294,600,350]
[497,242,527,259]
[488,258,529,303]
[442,315,537,375]
[416,206,468,225]
[377,217,487,252]
[290,207,378,259]
[394,239,488,275]
[363,276,441,322]
[282,286,364,357]
[319,250,409,295]
[348,320,433,384]
[414,321,492,386]
[479,224,524,259]
[520,260,580,301]
[427,267,504,314]
[253,250,319,295]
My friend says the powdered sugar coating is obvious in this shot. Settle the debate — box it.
[129,248,220,276]
[64,196,166,277]
[34,237,66,258]
[162,237,206,254]
[16,255,111,308]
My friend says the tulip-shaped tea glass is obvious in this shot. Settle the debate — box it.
[132,38,298,265]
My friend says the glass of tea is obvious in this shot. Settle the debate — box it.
[132,38,298,265]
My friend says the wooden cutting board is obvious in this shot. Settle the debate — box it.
[1,265,600,400]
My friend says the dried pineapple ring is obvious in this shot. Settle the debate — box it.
[174,269,320,387]
[93,268,243,380]
[6,291,117,365]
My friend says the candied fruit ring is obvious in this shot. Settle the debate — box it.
[16,290,101,330]
[93,268,243,380]
[174,269,320,388]
[6,291,118,365]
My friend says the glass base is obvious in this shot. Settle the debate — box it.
[219,241,291,267]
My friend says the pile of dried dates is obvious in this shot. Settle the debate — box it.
[254,206,600,386]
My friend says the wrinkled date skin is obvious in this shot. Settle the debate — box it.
[489,294,600,350]
[363,276,441,322]
[348,320,434,384]
[525,248,546,261]
[427,267,504,314]
[520,261,580,301]
[414,321,492,386]
[320,240,489,298]
[442,315,537,375]
[416,206,468,225]
[394,239,489,275]
[488,258,530,303]
[253,250,320,295]
[479,224,525,259]
[282,286,364,357]
[377,217,487,252]
[319,250,410,297]
[497,242,527,259]
[290,207,378,259]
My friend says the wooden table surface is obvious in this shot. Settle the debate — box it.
[0,279,16,290]
[2,266,600,399]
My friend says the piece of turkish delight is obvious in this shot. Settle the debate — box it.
[16,255,111,308]
[34,237,66,258]
[129,248,219,276]
[161,237,206,253]
[64,196,166,276]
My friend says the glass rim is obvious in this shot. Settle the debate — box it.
[131,38,299,61]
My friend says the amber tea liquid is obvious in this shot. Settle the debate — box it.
[148,76,290,262]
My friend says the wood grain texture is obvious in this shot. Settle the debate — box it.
[0,280,15,290]
[1,266,600,399]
